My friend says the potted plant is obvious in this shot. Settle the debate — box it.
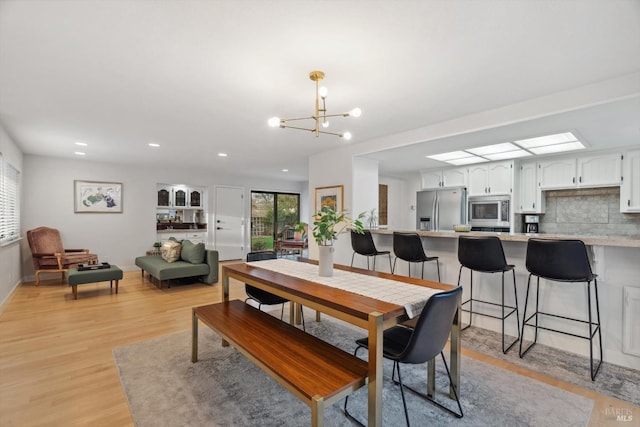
[293,221,308,241]
[312,206,365,276]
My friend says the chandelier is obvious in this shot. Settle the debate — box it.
[268,70,361,140]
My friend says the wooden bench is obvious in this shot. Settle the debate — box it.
[192,300,368,427]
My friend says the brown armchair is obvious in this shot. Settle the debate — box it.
[27,227,98,285]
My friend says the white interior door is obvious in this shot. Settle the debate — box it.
[214,186,244,261]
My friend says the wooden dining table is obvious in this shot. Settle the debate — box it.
[221,259,460,427]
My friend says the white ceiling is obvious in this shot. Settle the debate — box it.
[1,0,639,182]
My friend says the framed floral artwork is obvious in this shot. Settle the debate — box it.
[314,185,343,213]
[74,180,123,213]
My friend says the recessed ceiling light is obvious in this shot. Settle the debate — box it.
[74,151,86,156]
[427,132,585,165]
[218,153,228,157]
[75,141,87,146]
[148,143,160,148]
[282,169,289,172]
[427,151,470,162]
[467,142,519,156]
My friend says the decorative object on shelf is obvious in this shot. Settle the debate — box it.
[74,180,123,213]
[268,70,361,140]
[312,206,365,277]
[315,185,344,213]
[366,208,378,229]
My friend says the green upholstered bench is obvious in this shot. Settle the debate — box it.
[67,265,123,299]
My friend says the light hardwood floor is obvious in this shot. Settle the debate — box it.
[0,266,636,426]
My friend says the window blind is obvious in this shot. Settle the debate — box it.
[0,153,20,244]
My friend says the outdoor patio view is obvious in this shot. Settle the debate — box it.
[250,191,300,252]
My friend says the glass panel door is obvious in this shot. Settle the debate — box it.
[250,191,300,251]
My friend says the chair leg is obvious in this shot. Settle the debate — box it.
[392,355,463,420]
[520,275,539,358]
[351,252,356,267]
[387,254,393,273]
[435,259,441,282]
[460,269,474,331]
[501,270,519,354]
[392,257,398,274]
[588,278,603,380]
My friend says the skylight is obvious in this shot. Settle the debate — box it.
[426,132,585,165]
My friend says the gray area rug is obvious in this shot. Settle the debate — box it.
[463,326,640,407]
[114,316,595,426]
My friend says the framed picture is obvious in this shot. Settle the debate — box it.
[314,185,343,213]
[74,180,123,213]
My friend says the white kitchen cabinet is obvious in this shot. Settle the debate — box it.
[157,184,173,207]
[421,167,467,189]
[538,153,622,190]
[517,161,544,213]
[468,161,513,196]
[621,149,640,212]
[538,158,577,189]
[577,153,622,187]
[623,286,640,357]
[157,231,207,244]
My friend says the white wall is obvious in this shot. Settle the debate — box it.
[352,157,379,221]
[0,124,24,305]
[379,175,412,230]
[21,155,305,281]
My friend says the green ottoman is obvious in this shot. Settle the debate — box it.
[67,265,123,299]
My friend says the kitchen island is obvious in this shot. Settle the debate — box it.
[330,228,640,371]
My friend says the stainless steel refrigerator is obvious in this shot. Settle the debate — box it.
[416,187,467,231]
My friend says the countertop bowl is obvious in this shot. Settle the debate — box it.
[453,224,471,232]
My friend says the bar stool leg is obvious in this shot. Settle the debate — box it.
[588,278,603,380]
[520,275,541,358]
[501,270,520,354]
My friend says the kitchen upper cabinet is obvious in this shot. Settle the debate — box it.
[539,153,622,190]
[538,158,577,189]
[468,161,512,196]
[157,185,172,207]
[621,149,640,212]
[421,167,467,189]
[157,184,205,208]
[577,153,622,187]
[517,161,544,213]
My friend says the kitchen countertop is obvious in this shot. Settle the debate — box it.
[368,228,640,248]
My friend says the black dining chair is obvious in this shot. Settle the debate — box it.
[350,230,392,272]
[457,235,520,354]
[520,238,602,380]
[392,232,441,281]
[344,286,463,426]
[245,251,305,330]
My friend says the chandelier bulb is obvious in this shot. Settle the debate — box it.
[268,117,281,128]
[349,107,362,118]
[321,120,330,128]
[318,86,328,99]
[342,132,352,141]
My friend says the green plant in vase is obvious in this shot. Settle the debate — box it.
[312,206,365,276]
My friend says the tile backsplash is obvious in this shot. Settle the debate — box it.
[519,187,640,236]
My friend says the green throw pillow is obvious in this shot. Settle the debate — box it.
[180,240,206,264]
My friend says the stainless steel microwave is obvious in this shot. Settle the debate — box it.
[468,195,511,228]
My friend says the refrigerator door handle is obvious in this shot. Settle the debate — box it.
[433,192,439,231]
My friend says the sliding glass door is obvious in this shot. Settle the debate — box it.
[250,191,300,251]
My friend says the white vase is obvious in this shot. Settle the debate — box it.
[318,245,335,277]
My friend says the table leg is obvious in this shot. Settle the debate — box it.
[368,312,383,427]
[450,304,461,398]
[221,269,230,347]
[191,309,198,362]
